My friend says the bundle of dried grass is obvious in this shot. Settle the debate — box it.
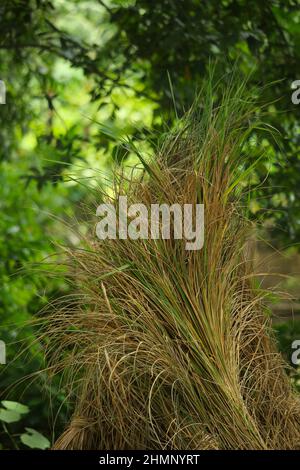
[46,72,300,449]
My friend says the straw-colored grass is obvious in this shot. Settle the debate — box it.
[45,72,300,449]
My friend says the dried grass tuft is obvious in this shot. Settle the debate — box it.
[46,71,300,449]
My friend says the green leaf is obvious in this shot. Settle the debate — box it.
[0,408,21,423]
[1,401,29,415]
[20,428,50,450]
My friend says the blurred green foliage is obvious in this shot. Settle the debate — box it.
[1,0,300,447]
[0,400,50,449]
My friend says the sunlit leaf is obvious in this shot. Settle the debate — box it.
[20,428,50,450]
[0,408,21,424]
[1,401,29,415]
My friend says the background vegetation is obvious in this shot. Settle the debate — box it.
[0,0,300,448]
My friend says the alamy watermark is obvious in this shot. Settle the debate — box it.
[0,80,6,104]
[291,80,300,105]
[0,340,6,365]
[291,340,300,365]
[96,196,204,250]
